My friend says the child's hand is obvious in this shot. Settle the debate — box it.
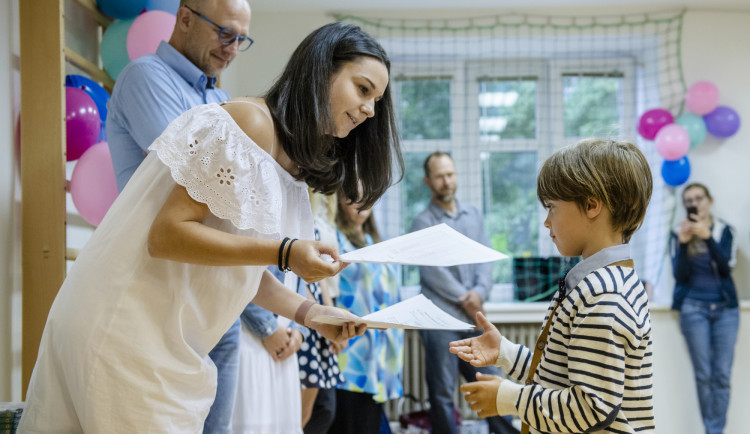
[460,372,502,418]
[275,329,303,361]
[449,312,502,367]
[262,328,292,361]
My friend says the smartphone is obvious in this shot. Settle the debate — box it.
[686,205,698,222]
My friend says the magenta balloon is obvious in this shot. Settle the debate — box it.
[703,105,741,138]
[126,10,176,60]
[685,81,720,116]
[66,87,101,161]
[70,142,119,226]
[655,124,690,161]
[638,108,674,140]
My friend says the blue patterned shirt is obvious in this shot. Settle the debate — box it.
[335,232,404,402]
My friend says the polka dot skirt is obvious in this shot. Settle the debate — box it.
[297,281,345,389]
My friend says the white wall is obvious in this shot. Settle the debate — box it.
[221,11,333,98]
[676,9,750,299]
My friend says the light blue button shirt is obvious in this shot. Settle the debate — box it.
[106,41,230,191]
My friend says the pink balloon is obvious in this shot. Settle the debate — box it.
[655,124,690,161]
[638,108,673,140]
[685,81,719,115]
[70,141,119,226]
[66,87,101,161]
[126,10,176,60]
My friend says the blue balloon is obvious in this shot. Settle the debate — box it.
[703,106,741,139]
[661,157,691,187]
[101,18,135,80]
[66,74,110,123]
[99,123,107,142]
[97,0,147,19]
[146,0,179,14]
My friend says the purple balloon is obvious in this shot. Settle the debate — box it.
[638,108,674,141]
[703,106,741,138]
[66,87,101,161]
[661,156,691,187]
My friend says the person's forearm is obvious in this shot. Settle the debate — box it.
[497,336,530,383]
[149,218,279,266]
[252,270,310,321]
[148,186,281,266]
[705,238,732,276]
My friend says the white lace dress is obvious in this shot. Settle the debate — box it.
[19,103,313,433]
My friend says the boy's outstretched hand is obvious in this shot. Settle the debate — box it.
[449,312,502,367]
[460,372,502,418]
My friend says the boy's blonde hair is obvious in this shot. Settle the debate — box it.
[537,138,653,243]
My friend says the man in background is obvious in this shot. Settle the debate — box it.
[410,152,517,434]
[106,2,281,433]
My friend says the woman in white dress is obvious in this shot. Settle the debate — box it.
[19,22,402,434]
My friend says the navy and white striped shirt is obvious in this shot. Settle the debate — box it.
[495,251,654,433]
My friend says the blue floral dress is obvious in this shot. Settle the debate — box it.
[335,232,404,403]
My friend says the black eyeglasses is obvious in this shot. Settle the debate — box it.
[184,6,254,52]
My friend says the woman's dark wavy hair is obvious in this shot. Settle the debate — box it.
[264,22,403,209]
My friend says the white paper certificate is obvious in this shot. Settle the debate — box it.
[311,294,475,330]
[338,223,507,266]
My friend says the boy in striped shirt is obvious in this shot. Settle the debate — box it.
[450,139,655,433]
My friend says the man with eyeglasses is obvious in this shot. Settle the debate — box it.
[106,1,254,433]
[107,0,252,190]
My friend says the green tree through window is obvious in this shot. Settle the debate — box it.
[563,73,623,137]
[398,78,451,140]
[482,151,539,284]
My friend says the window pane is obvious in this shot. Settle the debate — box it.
[479,78,537,140]
[482,151,539,284]
[397,79,451,140]
[401,151,433,286]
[563,74,623,137]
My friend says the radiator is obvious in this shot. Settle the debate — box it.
[385,323,542,422]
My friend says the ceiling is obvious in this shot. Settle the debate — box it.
[249,0,750,12]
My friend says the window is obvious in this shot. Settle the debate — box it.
[479,77,537,140]
[563,72,624,138]
[481,151,539,285]
[379,57,638,301]
[397,78,451,140]
[399,151,433,287]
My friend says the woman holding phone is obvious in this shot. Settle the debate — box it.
[670,183,739,434]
